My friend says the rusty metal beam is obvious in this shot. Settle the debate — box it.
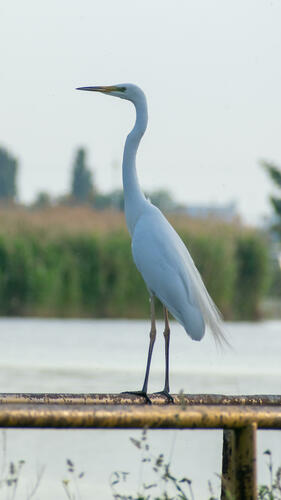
[0,396,276,499]
[0,404,280,429]
[221,424,257,500]
[221,429,236,499]
[0,393,281,405]
[235,424,257,499]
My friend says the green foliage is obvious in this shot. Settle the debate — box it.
[71,148,94,203]
[270,198,281,219]
[233,232,270,319]
[258,450,281,499]
[0,225,270,319]
[92,189,178,213]
[262,160,281,190]
[0,146,17,200]
[183,232,236,318]
[92,189,179,213]
[32,191,52,209]
[99,232,147,317]
[262,160,281,231]
[147,190,177,213]
[94,189,124,211]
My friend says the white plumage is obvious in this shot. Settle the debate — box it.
[132,202,226,344]
[77,82,226,402]
[132,205,206,341]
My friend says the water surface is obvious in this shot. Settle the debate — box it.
[0,318,280,498]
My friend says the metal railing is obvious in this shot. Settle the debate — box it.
[1,393,281,500]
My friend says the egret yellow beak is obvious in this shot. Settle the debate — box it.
[76,85,120,93]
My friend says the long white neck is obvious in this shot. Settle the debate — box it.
[122,92,148,235]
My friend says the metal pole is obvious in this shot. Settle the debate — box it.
[235,423,257,500]
[221,430,236,499]
[221,424,257,500]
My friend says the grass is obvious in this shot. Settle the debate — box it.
[0,205,244,237]
[62,459,85,500]
[0,431,45,499]
[110,430,197,500]
[111,433,281,500]
[259,450,281,500]
[0,205,127,236]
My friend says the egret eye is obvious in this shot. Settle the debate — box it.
[118,86,126,92]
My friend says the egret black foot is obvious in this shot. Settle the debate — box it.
[154,390,174,404]
[121,390,152,405]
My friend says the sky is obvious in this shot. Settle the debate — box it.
[1,0,281,224]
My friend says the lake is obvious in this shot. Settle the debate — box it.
[0,318,280,498]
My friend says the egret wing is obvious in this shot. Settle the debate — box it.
[132,208,205,340]
[132,205,226,345]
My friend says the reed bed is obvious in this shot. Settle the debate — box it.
[0,206,270,319]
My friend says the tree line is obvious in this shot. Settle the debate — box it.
[0,143,278,318]
[3,144,281,228]
[0,145,178,213]
[3,143,281,236]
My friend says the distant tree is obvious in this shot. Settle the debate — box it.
[147,189,177,212]
[262,160,281,232]
[32,191,52,209]
[71,148,94,203]
[94,189,124,211]
[93,188,177,213]
[0,146,18,201]
[56,194,73,206]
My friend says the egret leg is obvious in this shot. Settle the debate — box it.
[142,296,156,393]
[155,307,174,403]
[122,296,156,404]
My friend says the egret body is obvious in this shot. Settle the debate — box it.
[77,83,226,403]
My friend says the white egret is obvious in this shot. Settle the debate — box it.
[77,83,226,403]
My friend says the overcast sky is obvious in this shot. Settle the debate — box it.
[1,0,281,223]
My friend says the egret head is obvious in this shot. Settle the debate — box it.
[76,83,145,103]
